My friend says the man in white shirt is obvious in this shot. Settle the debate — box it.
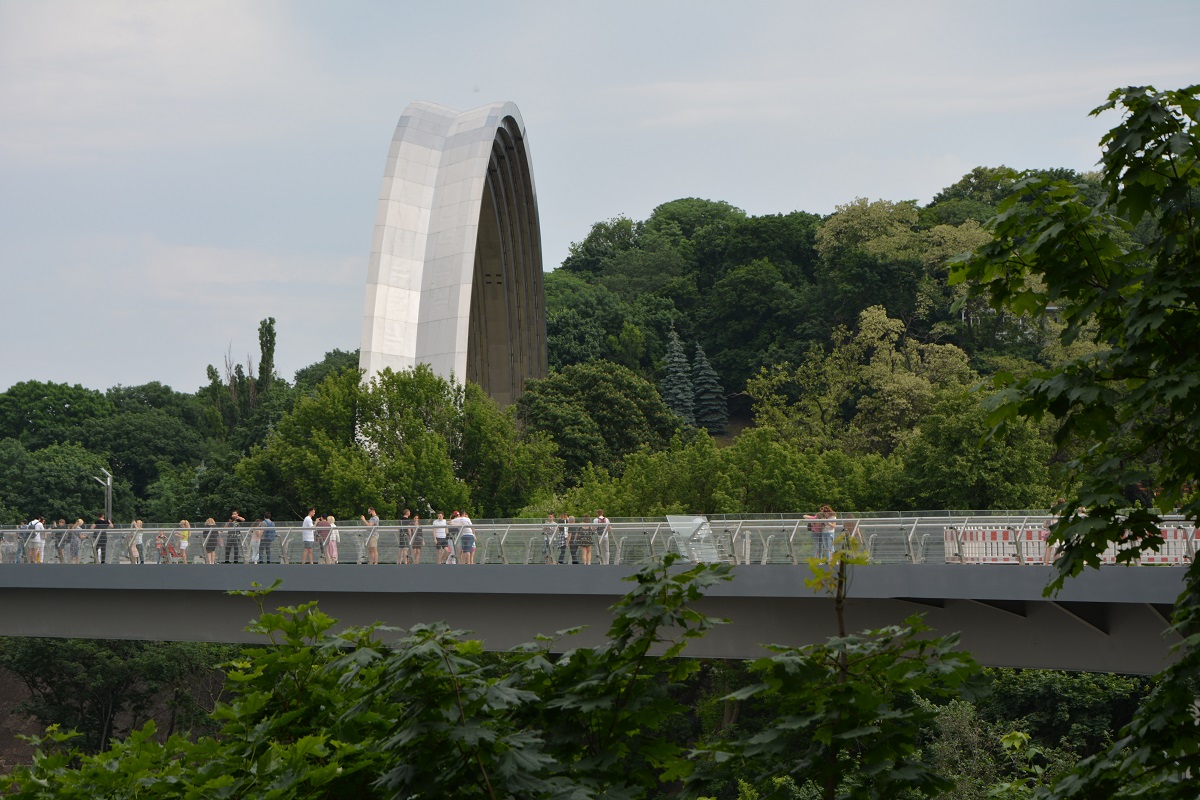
[433,511,450,564]
[301,508,316,565]
[28,516,45,564]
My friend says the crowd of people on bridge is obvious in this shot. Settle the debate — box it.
[540,510,611,565]
[1,506,498,566]
[4,504,865,567]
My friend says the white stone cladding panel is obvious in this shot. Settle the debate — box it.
[360,101,545,404]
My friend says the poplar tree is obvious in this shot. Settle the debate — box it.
[660,329,695,426]
[692,344,728,435]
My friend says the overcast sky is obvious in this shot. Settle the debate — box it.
[2,1,1197,395]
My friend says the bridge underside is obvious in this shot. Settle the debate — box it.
[0,565,1182,674]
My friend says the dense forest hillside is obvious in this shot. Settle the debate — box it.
[0,166,1127,523]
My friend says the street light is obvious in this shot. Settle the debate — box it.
[92,468,112,520]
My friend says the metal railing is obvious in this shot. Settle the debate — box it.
[0,515,1193,567]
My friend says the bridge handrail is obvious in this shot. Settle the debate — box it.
[1,516,1193,566]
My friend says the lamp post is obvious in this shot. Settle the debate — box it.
[92,468,112,520]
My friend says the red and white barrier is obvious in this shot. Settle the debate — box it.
[955,527,1022,564]
[946,524,1194,566]
[1133,527,1193,565]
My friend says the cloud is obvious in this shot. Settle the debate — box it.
[0,1,348,163]
[55,235,360,305]
[5,234,365,392]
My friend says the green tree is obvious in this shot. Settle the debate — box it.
[951,84,1200,798]
[256,316,277,392]
[749,306,975,456]
[239,366,559,519]
[198,318,292,451]
[895,391,1055,511]
[695,258,803,401]
[0,638,235,753]
[105,382,204,428]
[236,367,375,518]
[0,441,129,521]
[661,329,695,426]
[292,348,360,395]
[143,462,202,522]
[0,381,113,449]
[644,197,746,240]
[976,669,1150,757]
[546,306,605,369]
[554,433,736,517]
[457,384,562,517]
[517,360,681,485]
[692,210,820,290]
[692,343,728,436]
[559,216,640,276]
[81,409,203,499]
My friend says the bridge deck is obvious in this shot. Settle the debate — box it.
[0,563,1183,674]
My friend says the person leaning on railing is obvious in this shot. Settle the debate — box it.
[53,519,68,563]
[451,510,476,565]
[93,514,112,564]
[202,518,219,565]
[325,516,340,564]
[259,513,275,565]
[129,519,144,565]
[410,514,424,564]
[542,513,557,565]
[592,510,610,566]
[178,520,191,564]
[574,515,594,565]
[556,517,570,565]
[397,509,414,565]
[69,519,84,564]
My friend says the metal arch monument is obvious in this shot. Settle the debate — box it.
[359,101,546,404]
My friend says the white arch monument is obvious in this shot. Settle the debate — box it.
[359,101,546,404]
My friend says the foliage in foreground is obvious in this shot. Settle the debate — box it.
[1,559,982,800]
[953,84,1200,798]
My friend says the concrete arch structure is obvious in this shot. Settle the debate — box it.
[360,101,546,404]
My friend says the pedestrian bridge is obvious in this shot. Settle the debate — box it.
[0,514,1190,674]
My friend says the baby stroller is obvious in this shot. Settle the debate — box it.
[156,531,185,564]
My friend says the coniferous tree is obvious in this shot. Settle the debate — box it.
[660,329,695,426]
[692,344,728,435]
